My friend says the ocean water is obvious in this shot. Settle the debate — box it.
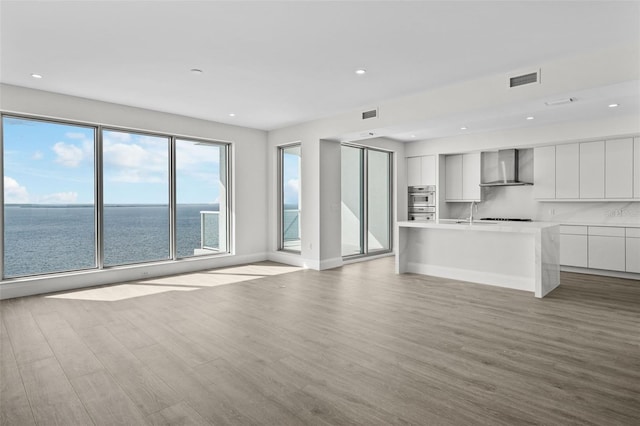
[3,204,300,278]
[3,204,218,278]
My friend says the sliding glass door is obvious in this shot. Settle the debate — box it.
[341,145,392,257]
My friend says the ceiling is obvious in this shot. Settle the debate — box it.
[1,1,639,138]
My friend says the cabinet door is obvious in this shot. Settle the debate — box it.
[407,157,421,187]
[606,138,633,198]
[445,154,462,200]
[579,141,604,199]
[534,146,555,199]
[626,236,640,273]
[556,143,579,199]
[421,155,436,185]
[634,138,640,199]
[560,234,588,267]
[462,152,481,201]
[588,235,626,271]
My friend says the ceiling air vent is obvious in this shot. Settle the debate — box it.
[509,70,540,88]
[361,108,378,120]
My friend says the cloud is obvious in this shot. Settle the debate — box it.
[287,178,299,192]
[284,178,300,205]
[32,150,44,160]
[103,135,168,183]
[4,176,29,203]
[39,191,78,204]
[65,132,88,140]
[53,142,84,167]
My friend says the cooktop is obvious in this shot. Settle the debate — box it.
[480,217,533,222]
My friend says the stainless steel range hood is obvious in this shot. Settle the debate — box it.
[479,148,533,187]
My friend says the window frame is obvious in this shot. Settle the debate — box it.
[0,112,232,280]
[277,142,301,253]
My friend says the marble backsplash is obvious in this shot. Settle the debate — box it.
[446,185,640,226]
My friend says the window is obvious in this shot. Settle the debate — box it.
[278,144,301,252]
[102,129,170,266]
[1,113,231,279]
[2,116,96,277]
[341,145,392,257]
[175,139,228,258]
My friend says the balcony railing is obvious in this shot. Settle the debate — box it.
[200,211,220,250]
[283,209,301,250]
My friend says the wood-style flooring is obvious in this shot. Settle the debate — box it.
[1,257,639,425]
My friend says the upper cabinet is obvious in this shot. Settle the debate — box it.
[533,146,555,199]
[534,136,640,201]
[555,143,579,199]
[445,152,481,202]
[407,155,436,186]
[579,141,604,199]
[605,138,633,198]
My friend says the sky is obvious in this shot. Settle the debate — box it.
[3,116,223,204]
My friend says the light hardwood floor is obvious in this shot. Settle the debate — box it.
[1,257,639,425]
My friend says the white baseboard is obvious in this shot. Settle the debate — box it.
[406,262,534,293]
[560,266,640,280]
[0,251,269,300]
[319,257,344,270]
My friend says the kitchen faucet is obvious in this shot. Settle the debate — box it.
[469,200,477,222]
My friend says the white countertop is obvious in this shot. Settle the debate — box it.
[398,219,559,233]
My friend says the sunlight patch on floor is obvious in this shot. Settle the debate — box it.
[45,263,303,302]
[46,284,198,302]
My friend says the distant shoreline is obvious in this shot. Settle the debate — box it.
[5,203,221,209]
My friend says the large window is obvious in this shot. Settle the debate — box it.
[2,116,96,277]
[1,114,230,279]
[175,139,228,258]
[102,129,170,266]
[278,144,301,252]
[341,145,392,257]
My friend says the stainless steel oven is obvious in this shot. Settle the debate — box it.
[409,186,435,207]
[408,185,436,221]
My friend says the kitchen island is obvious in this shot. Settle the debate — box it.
[396,220,560,298]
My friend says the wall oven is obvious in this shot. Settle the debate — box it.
[408,185,435,207]
[408,185,436,221]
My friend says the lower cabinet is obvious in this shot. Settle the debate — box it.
[560,225,639,273]
[626,228,640,273]
[559,226,587,267]
[587,227,626,272]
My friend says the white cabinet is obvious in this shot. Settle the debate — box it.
[407,157,421,187]
[555,143,579,199]
[605,138,634,199]
[634,138,640,199]
[407,155,436,186]
[588,227,626,272]
[579,141,604,199]
[626,228,640,273]
[559,226,588,267]
[534,146,555,199]
[445,154,462,200]
[422,155,436,186]
[462,152,481,201]
[445,153,480,202]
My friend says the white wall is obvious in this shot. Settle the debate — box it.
[0,84,269,299]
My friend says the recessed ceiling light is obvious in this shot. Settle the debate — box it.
[460,126,468,130]
[410,134,416,138]
[608,103,619,108]
[190,68,203,74]
[526,116,535,120]
[228,113,236,117]
[355,69,367,75]
[31,73,43,79]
